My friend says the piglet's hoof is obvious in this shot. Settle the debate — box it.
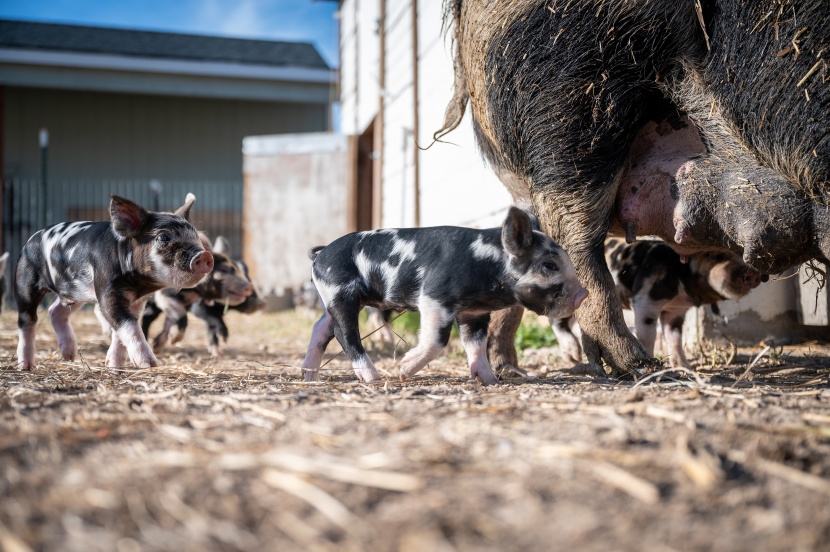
[355,371,381,383]
[472,365,500,385]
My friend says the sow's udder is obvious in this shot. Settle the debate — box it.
[670,158,824,274]
[614,119,828,275]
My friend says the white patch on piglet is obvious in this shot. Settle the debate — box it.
[470,236,504,263]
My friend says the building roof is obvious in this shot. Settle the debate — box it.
[0,19,330,70]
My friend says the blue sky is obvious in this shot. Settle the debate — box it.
[0,0,340,67]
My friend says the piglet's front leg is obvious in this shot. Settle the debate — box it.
[458,314,499,385]
[106,330,128,367]
[102,297,158,368]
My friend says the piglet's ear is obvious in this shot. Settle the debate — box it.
[175,193,196,220]
[502,207,534,256]
[213,236,231,256]
[0,251,9,274]
[110,195,149,238]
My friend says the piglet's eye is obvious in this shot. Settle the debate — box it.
[157,233,171,245]
[543,262,558,271]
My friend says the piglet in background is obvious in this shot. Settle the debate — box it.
[301,207,588,384]
[141,235,264,356]
[14,194,213,369]
[552,239,765,369]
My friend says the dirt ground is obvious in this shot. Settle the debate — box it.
[1,307,830,552]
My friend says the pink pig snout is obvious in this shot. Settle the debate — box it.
[573,287,589,310]
[190,251,214,274]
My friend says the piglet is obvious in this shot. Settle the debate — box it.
[552,239,765,368]
[141,235,261,356]
[301,207,588,384]
[15,194,213,369]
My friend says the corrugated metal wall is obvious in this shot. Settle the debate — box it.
[3,86,329,181]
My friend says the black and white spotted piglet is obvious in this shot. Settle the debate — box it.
[15,194,214,369]
[552,239,765,368]
[301,207,588,384]
[140,235,262,356]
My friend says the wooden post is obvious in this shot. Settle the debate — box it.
[373,0,386,229]
[410,0,420,227]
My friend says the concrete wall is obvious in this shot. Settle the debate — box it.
[242,132,349,306]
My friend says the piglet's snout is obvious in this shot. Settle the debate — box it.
[232,281,254,298]
[742,269,762,290]
[573,287,589,310]
[190,251,214,274]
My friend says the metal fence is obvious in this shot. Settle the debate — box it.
[2,179,243,306]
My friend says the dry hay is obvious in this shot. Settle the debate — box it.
[1,308,830,551]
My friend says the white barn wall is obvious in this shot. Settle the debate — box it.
[416,0,511,229]
[339,0,510,229]
[380,1,415,227]
[338,0,358,134]
[356,0,380,133]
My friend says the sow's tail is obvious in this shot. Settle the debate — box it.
[308,245,325,261]
[433,0,467,142]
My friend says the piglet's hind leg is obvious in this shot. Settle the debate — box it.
[329,299,381,382]
[660,310,691,369]
[459,314,498,385]
[301,310,336,381]
[15,281,47,370]
[398,298,454,381]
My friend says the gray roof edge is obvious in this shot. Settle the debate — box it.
[0,18,331,70]
[0,48,336,84]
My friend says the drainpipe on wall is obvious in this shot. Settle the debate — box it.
[373,0,386,229]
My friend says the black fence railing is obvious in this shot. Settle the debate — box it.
[2,179,243,307]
